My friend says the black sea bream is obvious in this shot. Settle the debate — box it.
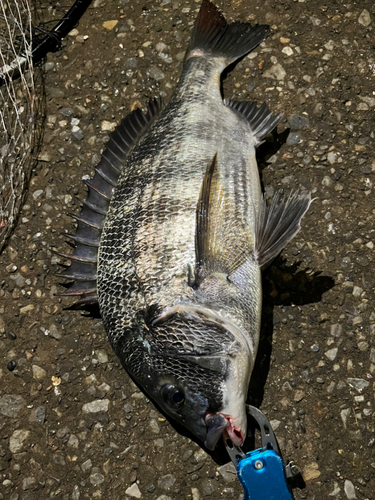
[58,0,311,450]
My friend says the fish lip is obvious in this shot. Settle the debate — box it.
[204,413,245,451]
[204,413,229,451]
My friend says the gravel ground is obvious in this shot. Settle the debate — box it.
[1,1,374,499]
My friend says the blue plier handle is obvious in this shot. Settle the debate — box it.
[225,405,303,500]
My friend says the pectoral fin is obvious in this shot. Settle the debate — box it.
[255,191,312,269]
[195,154,253,279]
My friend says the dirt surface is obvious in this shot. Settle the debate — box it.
[1,1,375,499]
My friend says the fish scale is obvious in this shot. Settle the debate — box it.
[60,0,311,451]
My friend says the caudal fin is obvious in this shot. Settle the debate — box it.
[187,0,269,66]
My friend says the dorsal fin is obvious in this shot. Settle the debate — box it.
[195,154,253,283]
[225,100,283,146]
[56,98,163,306]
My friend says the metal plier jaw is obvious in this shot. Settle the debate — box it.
[224,405,304,500]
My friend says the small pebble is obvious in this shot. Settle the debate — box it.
[7,360,17,372]
[72,126,84,140]
[101,120,117,132]
[218,462,237,483]
[81,459,92,472]
[262,63,286,80]
[157,474,176,490]
[0,395,25,417]
[148,66,165,81]
[286,132,301,145]
[82,399,110,413]
[303,462,321,481]
[358,9,371,27]
[347,378,369,392]
[341,408,351,428]
[289,115,309,130]
[9,429,30,453]
[324,348,338,361]
[344,479,356,499]
[102,20,118,30]
[32,365,46,380]
[282,46,293,56]
[59,107,74,117]
[89,472,104,486]
[96,350,108,363]
[125,483,142,498]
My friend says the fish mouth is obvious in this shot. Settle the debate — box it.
[204,413,244,451]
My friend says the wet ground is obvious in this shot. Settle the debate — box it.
[1,0,374,499]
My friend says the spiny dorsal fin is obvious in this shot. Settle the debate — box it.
[186,0,269,65]
[225,100,283,146]
[255,191,312,269]
[56,98,164,306]
[195,154,253,281]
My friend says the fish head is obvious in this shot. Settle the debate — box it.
[138,304,253,450]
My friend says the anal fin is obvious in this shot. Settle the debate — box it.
[225,100,283,146]
[255,191,312,269]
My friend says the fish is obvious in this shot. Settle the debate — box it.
[57,0,311,451]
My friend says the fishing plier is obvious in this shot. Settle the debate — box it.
[225,405,304,500]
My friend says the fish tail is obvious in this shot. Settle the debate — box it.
[186,0,269,67]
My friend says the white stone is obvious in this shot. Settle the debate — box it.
[149,418,160,434]
[262,63,286,81]
[340,408,350,428]
[347,378,369,392]
[33,190,43,200]
[327,152,337,164]
[125,483,142,498]
[101,120,117,132]
[32,365,46,380]
[82,399,109,413]
[352,286,363,297]
[67,434,79,449]
[324,348,338,361]
[194,449,208,463]
[96,350,108,363]
[191,487,201,500]
[9,429,30,453]
[358,9,371,27]
[156,42,167,52]
[270,419,281,431]
[322,176,333,187]
[359,96,375,107]
[329,482,340,496]
[282,46,293,56]
[344,479,356,499]
[357,103,369,111]
[330,324,342,337]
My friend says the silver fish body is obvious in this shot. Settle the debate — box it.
[98,34,264,449]
[59,0,311,450]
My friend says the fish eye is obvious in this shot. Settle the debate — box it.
[161,384,185,408]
